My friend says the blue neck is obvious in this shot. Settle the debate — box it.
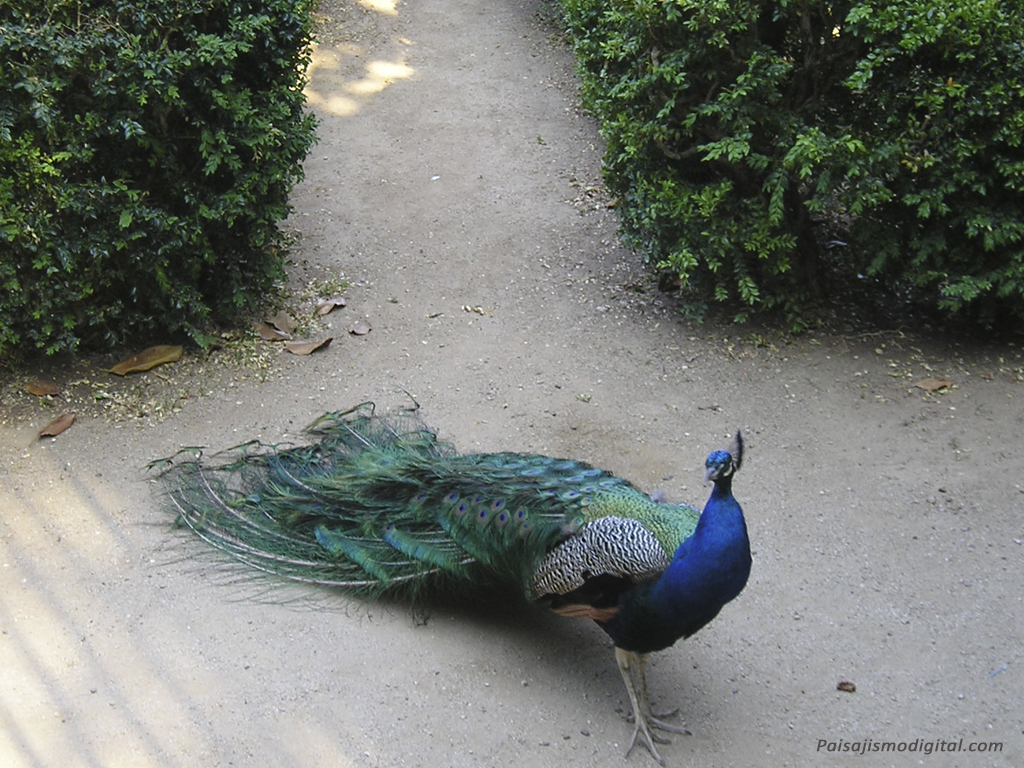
[606,474,751,652]
[647,481,753,643]
[665,475,748,594]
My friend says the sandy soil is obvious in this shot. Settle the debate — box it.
[1,1,1022,766]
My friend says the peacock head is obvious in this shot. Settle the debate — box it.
[704,431,743,482]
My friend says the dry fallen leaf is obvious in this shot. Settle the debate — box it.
[349,319,371,336]
[254,321,292,341]
[316,297,347,316]
[26,380,59,397]
[38,412,75,438]
[915,376,954,392]
[109,345,183,376]
[836,681,856,693]
[284,337,333,355]
[268,310,298,334]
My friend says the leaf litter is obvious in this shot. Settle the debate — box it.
[108,345,183,376]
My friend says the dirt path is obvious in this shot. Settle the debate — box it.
[1,1,1021,766]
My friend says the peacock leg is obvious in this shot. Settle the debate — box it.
[615,647,671,765]
[632,652,690,735]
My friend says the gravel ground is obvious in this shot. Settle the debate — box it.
[1,1,1021,766]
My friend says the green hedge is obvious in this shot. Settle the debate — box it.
[0,0,318,355]
[558,0,1024,329]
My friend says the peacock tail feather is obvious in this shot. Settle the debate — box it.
[156,403,701,601]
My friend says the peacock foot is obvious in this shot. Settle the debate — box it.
[614,648,691,764]
[648,716,690,736]
[627,705,688,728]
[626,715,667,764]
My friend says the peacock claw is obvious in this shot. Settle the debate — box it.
[626,720,668,765]
[650,706,680,720]
[648,716,691,736]
[627,707,684,727]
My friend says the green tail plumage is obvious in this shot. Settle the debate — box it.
[156,403,700,600]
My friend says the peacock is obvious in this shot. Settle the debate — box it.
[155,403,751,764]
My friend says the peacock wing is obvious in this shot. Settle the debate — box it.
[528,516,671,601]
